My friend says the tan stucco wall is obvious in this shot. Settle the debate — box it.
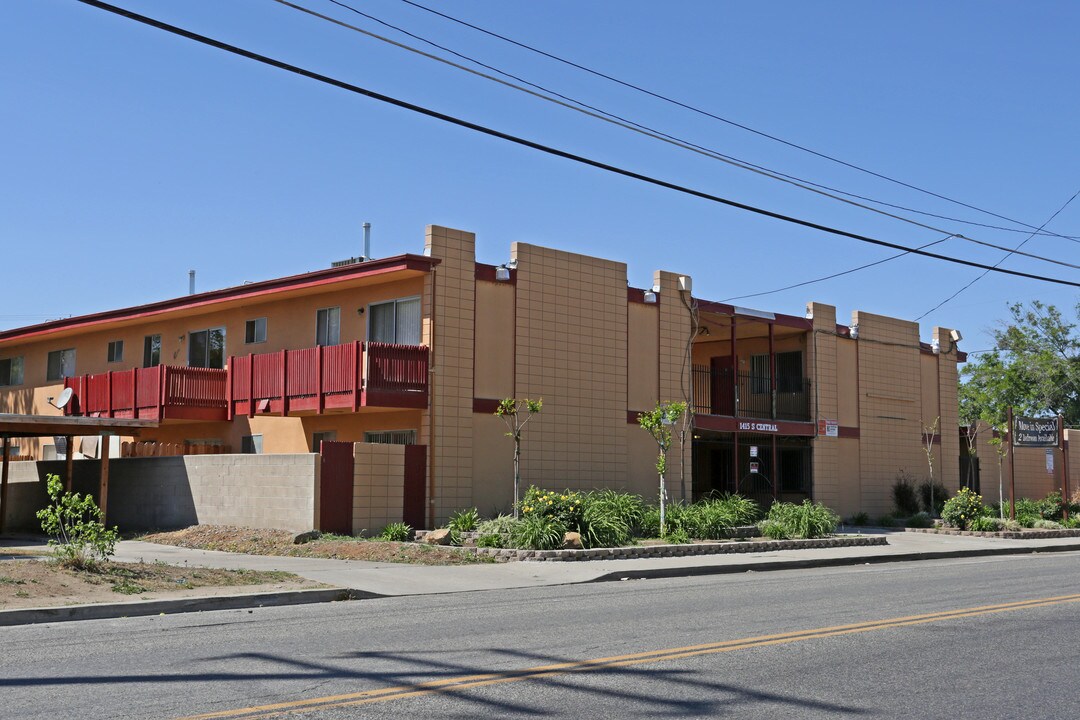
[474,281,515,400]
[627,302,659,413]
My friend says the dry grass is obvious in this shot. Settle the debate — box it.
[0,558,320,610]
[141,525,489,565]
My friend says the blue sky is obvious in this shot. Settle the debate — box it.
[2,1,1078,355]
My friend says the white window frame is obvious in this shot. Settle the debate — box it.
[188,327,227,369]
[107,340,124,363]
[143,334,161,368]
[241,434,263,454]
[316,307,341,347]
[47,348,76,381]
[0,356,24,387]
[367,296,422,345]
[245,317,267,344]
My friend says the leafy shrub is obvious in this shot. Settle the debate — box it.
[969,515,1003,532]
[477,514,517,536]
[849,512,870,526]
[1033,519,1064,530]
[941,487,986,530]
[892,473,921,517]
[520,487,585,529]
[665,528,691,544]
[918,480,948,516]
[476,532,506,548]
[508,514,566,550]
[36,473,118,571]
[448,507,480,533]
[875,515,898,528]
[377,522,412,542]
[906,512,933,528]
[1014,498,1042,527]
[757,500,839,540]
[638,494,759,541]
[639,506,662,538]
[1062,516,1080,529]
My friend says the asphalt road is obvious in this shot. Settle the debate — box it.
[4,553,1080,719]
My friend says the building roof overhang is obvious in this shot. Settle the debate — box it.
[0,414,158,439]
[0,254,439,346]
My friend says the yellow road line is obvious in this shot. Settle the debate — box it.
[177,592,1080,720]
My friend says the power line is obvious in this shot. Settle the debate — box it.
[396,0,1080,244]
[75,0,1080,290]
[915,189,1080,321]
[722,235,956,302]
[274,0,1080,271]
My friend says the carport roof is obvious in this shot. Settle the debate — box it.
[0,414,158,439]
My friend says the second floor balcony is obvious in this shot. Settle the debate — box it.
[62,342,428,422]
[692,364,811,422]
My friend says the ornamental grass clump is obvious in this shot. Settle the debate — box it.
[377,522,412,542]
[757,500,839,540]
[508,513,565,551]
[580,489,643,548]
[940,487,987,530]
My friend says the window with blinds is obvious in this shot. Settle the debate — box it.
[364,430,417,445]
[368,297,421,345]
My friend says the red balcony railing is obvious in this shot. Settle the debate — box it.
[64,365,228,421]
[229,342,428,417]
[61,343,428,422]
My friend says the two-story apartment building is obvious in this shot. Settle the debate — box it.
[0,225,963,524]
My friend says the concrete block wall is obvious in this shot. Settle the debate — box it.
[2,455,317,533]
[655,270,694,500]
[423,225,476,524]
[807,303,845,513]
[512,242,628,491]
[353,442,406,534]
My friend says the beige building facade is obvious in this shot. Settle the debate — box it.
[1,225,968,526]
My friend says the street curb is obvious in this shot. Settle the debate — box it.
[0,587,382,627]
[588,542,1080,582]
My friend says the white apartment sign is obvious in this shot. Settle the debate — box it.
[1013,416,1058,447]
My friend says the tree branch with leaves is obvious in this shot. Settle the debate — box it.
[495,398,542,518]
[638,401,687,538]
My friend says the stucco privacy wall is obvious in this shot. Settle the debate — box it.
[2,455,318,532]
[353,442,406,533]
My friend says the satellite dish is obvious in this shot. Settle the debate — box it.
[55,387,74,409]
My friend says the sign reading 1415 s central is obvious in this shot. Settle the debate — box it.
[1013,416,1058,447]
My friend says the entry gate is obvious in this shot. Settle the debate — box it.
[319,441,355,535]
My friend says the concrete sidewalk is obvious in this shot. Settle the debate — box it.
[4,531,1080,625]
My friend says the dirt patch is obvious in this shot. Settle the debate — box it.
[0,557,322,611]
[141,526,490,565]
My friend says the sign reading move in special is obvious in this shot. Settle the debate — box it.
[1013,416,1059,447]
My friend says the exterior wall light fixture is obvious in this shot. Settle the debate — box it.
[849,324,859,339]
[643,290,657,304]
[931,338,941,354]
[495,265,511,282]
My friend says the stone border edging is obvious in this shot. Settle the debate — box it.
[0,587,377,628]
[906,527,1080,540]
[470,535,888,562]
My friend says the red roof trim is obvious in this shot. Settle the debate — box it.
[0,254,439,344]
[475,263,517,285]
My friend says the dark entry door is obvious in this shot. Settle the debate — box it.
[403,444,427,530]
[319,441,354,535]
[711,356,735,416]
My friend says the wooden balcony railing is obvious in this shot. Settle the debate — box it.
[63,365,228,422]
[61,343,429,422]
[228,341,429,417]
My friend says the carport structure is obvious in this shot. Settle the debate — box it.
[0,414,158,533]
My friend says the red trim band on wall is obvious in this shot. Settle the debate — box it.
[475,263,517,285]
[693,415,817,437]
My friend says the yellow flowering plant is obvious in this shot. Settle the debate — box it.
[941,487,988,530]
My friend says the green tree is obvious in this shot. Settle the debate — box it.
[495,398,542,518]
[36,473,118,570]
[964,301,1080,422]
[638,401,686,538]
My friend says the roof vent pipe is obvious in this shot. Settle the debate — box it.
[188,270,196,295]
[362,222,372,261]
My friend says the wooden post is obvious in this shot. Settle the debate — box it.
[1060,415,1070,522]
[280,349,289,415]
[65,435,74,493]
[99,434,110,526]
[226,356,234,421]
[351,341,360,412]
[772,434,779,501]
[0,438,9,536]
[1008,406,1016,520]
[248,354,255,417]
[131,368,138,418]
[316,344,324,415]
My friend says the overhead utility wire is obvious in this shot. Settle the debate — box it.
[723,235,956,302]
[277,0,1080,271]
[915,188,1080,321]
[397,0,1080,244]
[76,0,1080,290]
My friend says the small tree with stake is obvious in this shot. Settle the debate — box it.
[495,398,542,518]
[638,402,687,538]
